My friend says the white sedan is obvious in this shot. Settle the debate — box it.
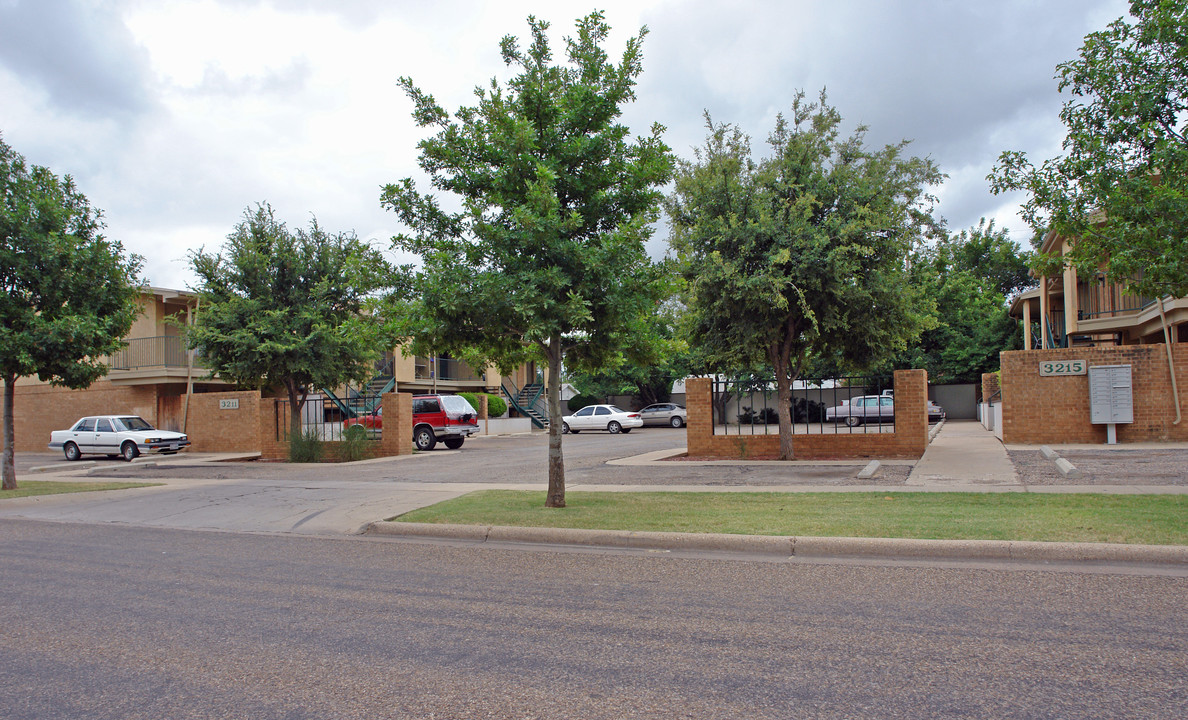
[49,415,191,461]
[561,405,643,434]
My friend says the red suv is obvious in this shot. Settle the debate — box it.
[343,394,479,451]
[412,394,479,450]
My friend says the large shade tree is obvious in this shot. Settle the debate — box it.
[189,204,390,444]
[0,136,142,490]
[382,12,673,507]
[989,0,1188,299]
[667,93,942,460]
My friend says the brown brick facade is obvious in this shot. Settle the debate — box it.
[10,380,160,452]
[685,370,931,460]
[981,372,1000,403]
[1000,344,1188,444]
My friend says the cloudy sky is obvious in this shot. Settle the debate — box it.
[1,0,1129,290]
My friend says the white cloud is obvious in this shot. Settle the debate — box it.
[0,0,1132,288]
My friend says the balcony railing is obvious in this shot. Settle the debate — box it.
[108,336,201,370]
[1077,280,1153,320]
[414,356,483,382]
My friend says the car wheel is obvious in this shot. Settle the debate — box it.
[670,416,684,428]
[63,442,81,461]
[443,438,464,450]
[121,441,140,462]
[607,421,622,434]
[561,422,570,434]
[414,426,437,451]
[844,416,862,428]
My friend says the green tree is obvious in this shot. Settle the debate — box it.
[0,136,143,490]
[989,0,1188,298]
[567,294,693,408]
[383,13,673,507]
[888,220,1029,384]
[189,204,390,447]
[668,94,942,460]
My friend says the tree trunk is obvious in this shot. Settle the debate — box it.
[2,374,17,491]
[774,364,795,461]
[545,336,566,508]
[285,379,305,441]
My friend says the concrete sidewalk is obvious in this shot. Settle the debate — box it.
[907,420,1018,486]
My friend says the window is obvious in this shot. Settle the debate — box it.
[96,419,113,433]
[594,407,610,416]
[574,407,594,417]
[414,398,441,414]
[880,397,894,407]
[117,417,154,431]
[74,418,95,432]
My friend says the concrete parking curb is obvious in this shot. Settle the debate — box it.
[365,521,1188,565]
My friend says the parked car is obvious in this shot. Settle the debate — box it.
[561,405,643,434]
[49,415,190,461]
[343,407,383,430]
[412,394,479,450]
[825,395,894,427]
[637,403,687,428]
[825,395,946,426]
[343,394,480,451]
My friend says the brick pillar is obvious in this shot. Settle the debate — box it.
[381,392,414,456]
[685,377,713,456]
[981,372,1000,403]
[893,369,929,455]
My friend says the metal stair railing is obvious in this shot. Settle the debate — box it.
[502,379,549,429]
[319,356,397,418]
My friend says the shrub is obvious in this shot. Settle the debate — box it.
[485,393,507,418]
[339,424,375,462]
[568,393,601,411]
[289,428,324,463]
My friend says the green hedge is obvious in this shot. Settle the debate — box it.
[457,392,508,418]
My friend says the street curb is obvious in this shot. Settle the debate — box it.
[365,521,1188,565]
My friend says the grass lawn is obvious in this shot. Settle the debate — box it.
[0,481,159,499]
[395,490,1188,546]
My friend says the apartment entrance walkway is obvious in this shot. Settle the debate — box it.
[907,420,1018,485]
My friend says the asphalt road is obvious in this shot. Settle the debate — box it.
[1,520,1184,720]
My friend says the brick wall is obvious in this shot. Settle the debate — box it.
[1000,344,1188,444]
[686,370,930,460]
[10,380,160,452]
[184,390,264,453]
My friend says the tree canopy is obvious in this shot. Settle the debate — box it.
[891,220,1028,384]
[0,135,143,489]
[989,0,1188,298]
[189,204,390,445]
[383,12,673,507]
[667,93,942,459]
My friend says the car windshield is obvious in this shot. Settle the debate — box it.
[116,416,154,431]
[441,395,476,415]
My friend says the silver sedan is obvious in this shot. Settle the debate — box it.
[637,403,687,428]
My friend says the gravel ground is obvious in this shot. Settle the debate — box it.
[1009,449,1188,485]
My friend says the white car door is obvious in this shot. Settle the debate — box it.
[593,406,612,429]
[93,418,121,455]
[570,406,595,429]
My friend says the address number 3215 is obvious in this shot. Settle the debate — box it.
[1039,360,1087,376]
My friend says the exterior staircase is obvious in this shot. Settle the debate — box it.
[502,380,549,429]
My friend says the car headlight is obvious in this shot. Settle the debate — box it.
[146,438,160,443]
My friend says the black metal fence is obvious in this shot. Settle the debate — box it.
[711,376,895,435]
[275,398,381,442]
